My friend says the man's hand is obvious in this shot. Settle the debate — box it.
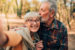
[36,40,43,50]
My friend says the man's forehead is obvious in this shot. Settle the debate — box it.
[40,2,50,9]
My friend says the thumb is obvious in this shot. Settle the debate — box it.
[0,19,4,33]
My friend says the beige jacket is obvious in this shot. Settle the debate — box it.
[4,27,35,50]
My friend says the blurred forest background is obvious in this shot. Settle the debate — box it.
[0,0,75,50]
[0,0,75,31]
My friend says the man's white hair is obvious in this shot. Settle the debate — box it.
[42,0,57,16]
[24,12,40,21]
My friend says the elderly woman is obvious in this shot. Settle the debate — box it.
[0,12,43,50]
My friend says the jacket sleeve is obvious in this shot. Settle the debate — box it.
[4,31,22,47]
[59,27,68,50]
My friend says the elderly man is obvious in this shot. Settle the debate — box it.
[0,12,43,50]
[38,0,68,50]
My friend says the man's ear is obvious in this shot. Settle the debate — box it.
[49,10,55,18]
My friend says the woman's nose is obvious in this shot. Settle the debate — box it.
[33,21,37,24]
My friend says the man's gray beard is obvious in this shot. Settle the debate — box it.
[41,15,49,23]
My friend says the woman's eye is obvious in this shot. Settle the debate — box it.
[27,19,33,22]
[37,19,40,21]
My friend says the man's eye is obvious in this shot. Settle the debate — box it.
[41,10,45,12]
[41,9,45,12]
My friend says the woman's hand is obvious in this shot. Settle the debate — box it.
[0,19,7,46]
[36,40,43,50]
[0,19,3,34]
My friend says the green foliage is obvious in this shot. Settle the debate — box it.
[17,8,22,18]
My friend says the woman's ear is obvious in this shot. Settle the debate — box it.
[24,22,27,26]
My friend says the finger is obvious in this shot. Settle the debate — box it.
[36,45,43,48]
[0,19,3,33]
[36,44,43,47]
[36,40,43,44]
[36,47,43,50]
[36,42,43,46]
[37,42,43,45]
[36,43,43,48]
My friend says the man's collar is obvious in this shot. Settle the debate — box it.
[41,19,59,30]
[49,19,59,29]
